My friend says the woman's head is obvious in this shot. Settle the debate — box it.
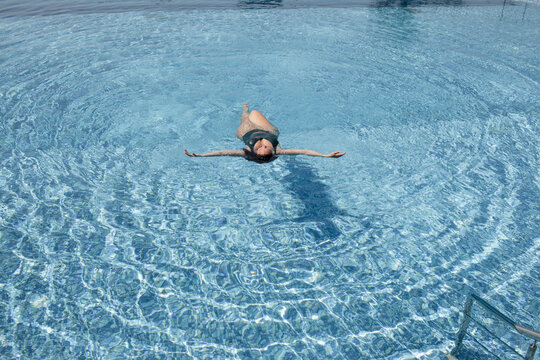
[252,139,276,163]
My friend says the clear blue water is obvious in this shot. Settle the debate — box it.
[1,2,539,359]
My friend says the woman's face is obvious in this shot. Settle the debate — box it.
[254,139,274,158]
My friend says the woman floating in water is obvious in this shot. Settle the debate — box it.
[184,104,346,163]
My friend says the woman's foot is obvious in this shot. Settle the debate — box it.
[242,103,249,112]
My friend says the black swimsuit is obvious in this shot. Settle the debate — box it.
[242,129,279,151]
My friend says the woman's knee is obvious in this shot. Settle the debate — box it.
[248,110,266,123]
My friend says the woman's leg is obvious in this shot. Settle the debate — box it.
[247,109,279,136]
[235,104,279,139]
[248,110,276,129]
[236,103,255,139]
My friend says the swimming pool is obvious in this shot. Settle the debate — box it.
[1,1,539,358]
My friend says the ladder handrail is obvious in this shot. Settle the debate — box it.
[452,293,539,359]
[469,293,540,342]
[515,324,540,343]
[469,293,515,326]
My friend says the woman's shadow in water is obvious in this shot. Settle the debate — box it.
[276,158,349,242]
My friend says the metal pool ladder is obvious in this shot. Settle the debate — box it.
[451,293,540,359]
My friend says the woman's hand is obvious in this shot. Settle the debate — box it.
[326,151,346,158]
[184,149,199,157]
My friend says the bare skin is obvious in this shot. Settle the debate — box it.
[185,104,346,161]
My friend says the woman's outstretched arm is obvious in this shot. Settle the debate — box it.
[276,148,345,158]
[184,149,246,157]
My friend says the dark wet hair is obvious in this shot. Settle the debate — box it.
[245,149,277,163]
[256,153,275,163]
